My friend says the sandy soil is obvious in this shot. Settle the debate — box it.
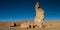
[0,21,60,30]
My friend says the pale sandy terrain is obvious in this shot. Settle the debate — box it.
[0,21,60,30]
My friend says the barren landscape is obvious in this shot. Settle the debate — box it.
[0,21,60,30]
[0,0,60,30]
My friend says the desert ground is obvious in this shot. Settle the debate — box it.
[0,21,60,30]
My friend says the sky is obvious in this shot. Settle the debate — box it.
[0,0,60,22]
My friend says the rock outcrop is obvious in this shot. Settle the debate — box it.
[10,2,45,29]
[34,2,44,28]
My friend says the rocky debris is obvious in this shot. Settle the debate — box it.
[10,23,17,27]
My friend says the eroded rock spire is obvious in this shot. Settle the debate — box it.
[34,2,44,28]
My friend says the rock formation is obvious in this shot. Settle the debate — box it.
[19,2,45,28]
[11,2,45,29]
[10,22,17,27]
[34,2,44,28]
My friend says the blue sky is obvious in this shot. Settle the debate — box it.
[0,0,60,22]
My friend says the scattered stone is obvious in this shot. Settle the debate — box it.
[10,23,17,27]
[29,25,31,28]
[33,25,35,28]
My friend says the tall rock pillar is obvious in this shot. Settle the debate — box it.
[34,2,44,28]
